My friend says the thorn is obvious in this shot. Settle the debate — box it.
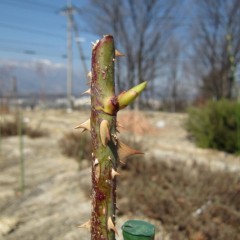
[115,49,125,57]
[116,122,125,133]
[78,220,91,230]
[118,141,143,163]
[100,120,110,147]
[111,168,120,179]
[81,88,91,95]
[92,39,99,49]
[94,158,99,166]
[107,216,118,236]
[102,207,106,215]
[116,121,124,128]
[87,71,92,80]
[95,164,100,182]
[75,119,91,131]
[117,81,147,110]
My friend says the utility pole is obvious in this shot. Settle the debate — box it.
[61,0,74,111]
[60,0,88,110]
[70,13,88,79]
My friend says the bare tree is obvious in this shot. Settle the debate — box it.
[83,0,179,109]
[165,38,181,112]
[191,0,240,100]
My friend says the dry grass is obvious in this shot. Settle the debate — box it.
[1,109,239,239]
[58,131,91,168]
[0,118,49,138]
[118,111,157,135]
[0,119,21,136]
[56,114,240,240]
[118,157,240,240]
[76,133,240,239]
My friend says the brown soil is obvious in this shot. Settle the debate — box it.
[0,109,239,240]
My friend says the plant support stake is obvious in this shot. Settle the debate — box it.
[18,110,25,193]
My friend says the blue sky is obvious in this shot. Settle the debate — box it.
[0,0,96,67]
[0,0,101,94]
[0,0,201,96]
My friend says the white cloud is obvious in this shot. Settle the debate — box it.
[33,59,65,69]
[0,59,65,70]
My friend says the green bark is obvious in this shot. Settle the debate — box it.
[90,35,118,240]
[87,35,147,240]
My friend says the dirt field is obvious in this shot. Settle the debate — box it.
[0,109,239,240]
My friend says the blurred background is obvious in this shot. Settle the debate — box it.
[0,0,239,110]
[0,0,240,240]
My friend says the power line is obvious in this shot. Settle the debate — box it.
[0,38,62,49]
[0,47,67,60]
[10,0,58,10]
[0,0,56,12]
[0,45,65,57]
[0,22,65,39]
[1,12,66,30]
[0,48,67,61]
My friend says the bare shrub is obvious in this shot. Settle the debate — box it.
[26,127,49,138]
[0,119,22,136]
[118,157,240,240]
[58,131,91,168]
[78,131,240,239]
[0,118,48,138]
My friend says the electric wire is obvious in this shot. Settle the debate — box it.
[0,0,57,13]
[0,22,65,39]
[0,38,62,49]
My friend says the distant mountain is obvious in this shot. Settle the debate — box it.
[0,59,87,96]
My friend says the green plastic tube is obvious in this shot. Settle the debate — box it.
[122,220,155,240]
